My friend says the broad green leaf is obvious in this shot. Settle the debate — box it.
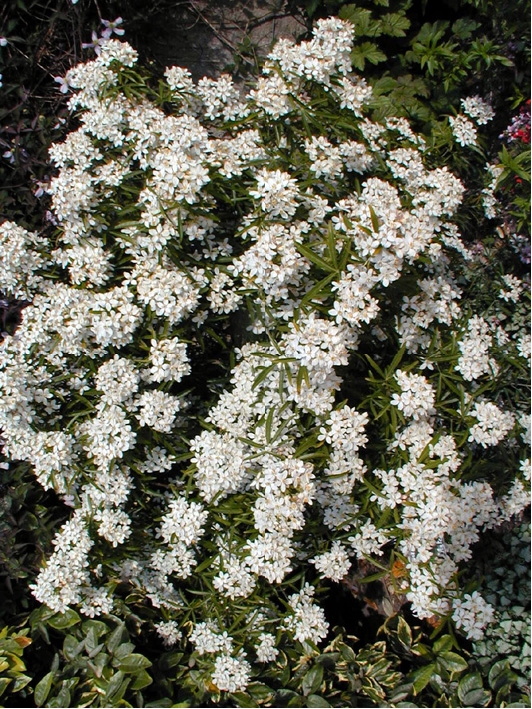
[34,671,55,707]
[306,694,332,707]
[451,18,479,39]
[396,616,412,648]
[63,635,84,662]
[117,653,152,673]
[0,677,11,697]
[381,12,410,37]
[11,673,32,692]
[410,663,436,694]
[105,670,130,704]
[47,684,71,708]
[488,660,518,692]
[275,688,302,706]
[131,669,153,691]
[302,664,324,696]
[458,672,490,706]
[437,651,468,674]
[46,609,80,630]
[106,623,127,655]
[247,683,274,701]
[229,691,258,707]
[433,634,453,654]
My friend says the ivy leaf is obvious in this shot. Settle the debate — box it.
[351,42,387,71]
[339,7,382,37]
[381,12,411,37]
[451,18,480,40]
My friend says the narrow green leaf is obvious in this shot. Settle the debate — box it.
[296,242,337,273]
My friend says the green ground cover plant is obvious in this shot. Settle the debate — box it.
[0,1,530,707]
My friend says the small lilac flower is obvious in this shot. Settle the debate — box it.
[0,73,3,88]
[54,75,70,94]
[33,179,49,198]
[102,17,125,38]
[82,31,107,55]
[0,37,8,46]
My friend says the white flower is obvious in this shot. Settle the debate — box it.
[391,370,435,420]
[212,653,251,693]
[255,632,278,662]
[311,541,351,581]
[134,390,182,432]
[468,400,515,447]
[189,622,233,655]
[461,96,494,125]
[449,114,477,146]
[499,274,523,302]
[155,620,181,647]
[249,168,299,219]
[285,584,329,644]
[452,591,494,640]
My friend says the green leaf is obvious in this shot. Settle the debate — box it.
[275,688,302,706]
[433,635,453,654]
[230,691,258,707]
[0,677,11,697]
[131,669,153,691]
[247,683,274,701]
[46,610,80,630]
[296,242,337,273]
[339,7,382,37]
[451,18,479,40]
[306,694,331,707]
[63,635,83,662]
[351,42,387,71]
[34,672,55,707]
[11,673,31,692]
[47,683,71,708]
[105,670,130,704]
[381,12,410,37]
[396,616,412,648]
[369,205,380,233]
[437,651,468,674]
[106,623,127,655]
[301,664,324,696]
[458,673,491,706]
[117,653,152,673]
[488,660,518,692]
[410,663,436,694]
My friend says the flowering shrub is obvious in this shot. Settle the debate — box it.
[0,18,530,703]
